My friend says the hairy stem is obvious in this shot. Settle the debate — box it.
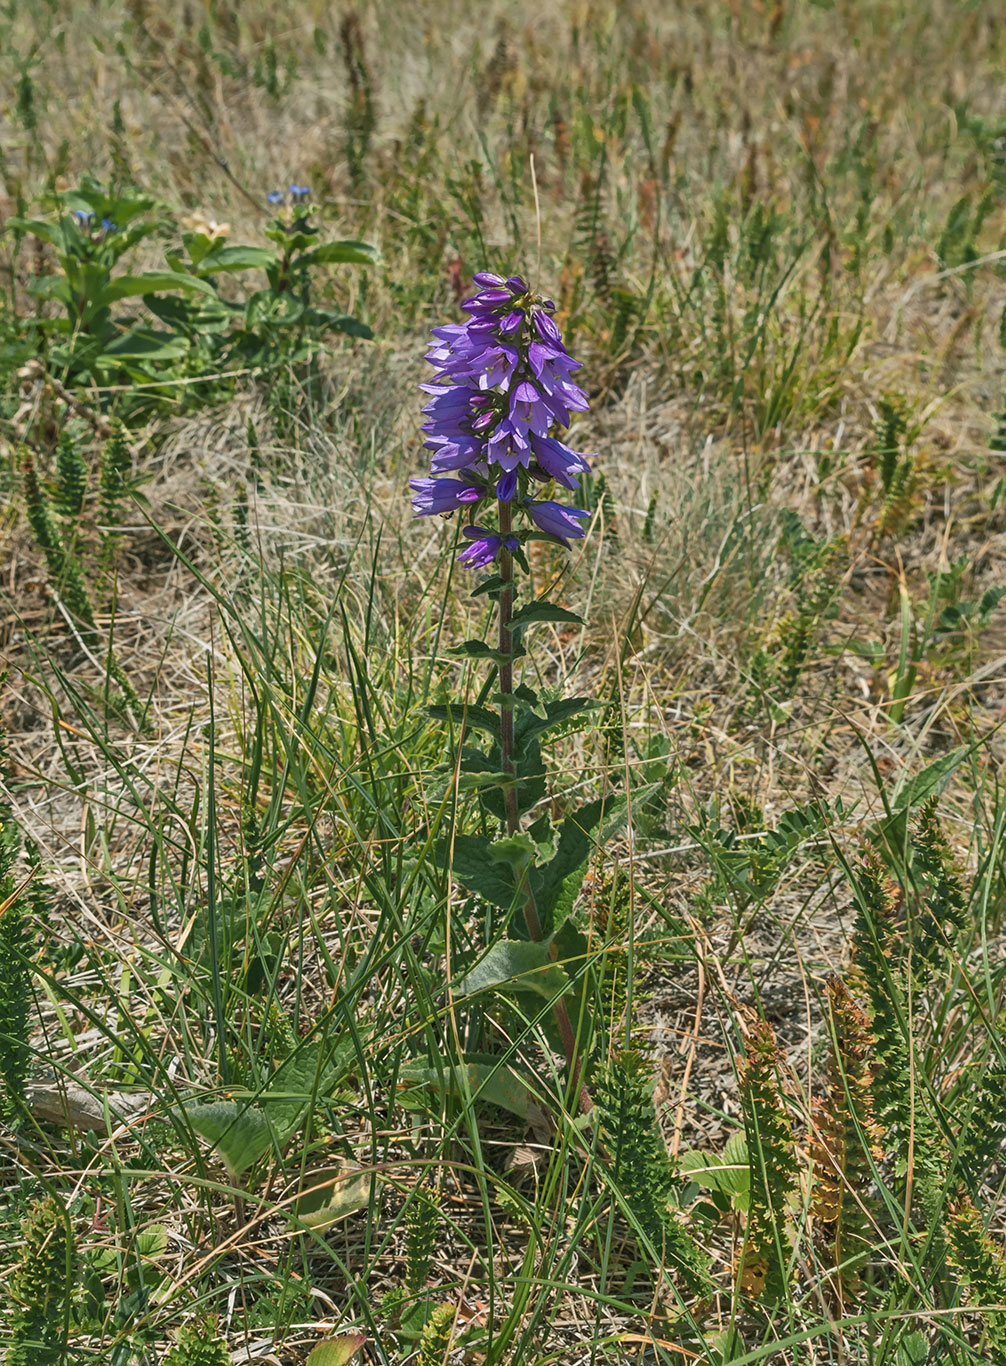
[497,502,591,1113]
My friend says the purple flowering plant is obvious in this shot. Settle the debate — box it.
[414,272,606,1110]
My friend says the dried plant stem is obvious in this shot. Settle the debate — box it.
[497,502,591,1113]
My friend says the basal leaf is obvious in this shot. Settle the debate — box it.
[455,938,569,1001]
[400,1056,535,1119]
[306,1334,367,1366]
[183,1101,272,1178]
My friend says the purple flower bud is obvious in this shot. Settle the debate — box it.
[533,310,562,343]
[527,500,590,547]
[457,526,518,568]
[410,477,483,516]
[472,271,506,286]
[506,275,529,294]
[496,469,518,501]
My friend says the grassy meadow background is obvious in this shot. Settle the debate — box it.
[1,1,1006,1362]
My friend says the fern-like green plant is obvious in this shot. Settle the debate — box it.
[874,394,909,496]
[21,446,98,635]
[416,1303,454,1366]
[848,850,941,1213]
[955,1048,1006,1192]
[54,428,88,521]
[909,797,967,977]
[738,1018,799,1302]
[594,1049,710,1293]
[946,1190,1006,1358]
[7,1194,76,1365]
[405,1180,442,1295]
[811,975,883,1299]
[162,1316,232,1366]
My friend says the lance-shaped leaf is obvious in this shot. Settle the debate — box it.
[425,702,499,737]
[298,239,379,268]
[514,696,600,746]
[509,601,584,629]
[449,638,525,664]
[100,272,218,303]
[193,245,276,275]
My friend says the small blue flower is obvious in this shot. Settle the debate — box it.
[100,218,117,233]
[73,209,95,224]
[289,183,310,202]
[267,190,285,205]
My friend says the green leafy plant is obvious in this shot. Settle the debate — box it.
[946,1192,1006,1358]
[162,1316,232,1366]
[9,177,215,383]
[810,975,883,1301]
[7,1194,76,1365]
[595,1049,711,1293]
[737,1018,799,1303]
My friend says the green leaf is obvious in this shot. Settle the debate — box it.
[195,244,276,274]
[292,1166,371,1231]
[514,696,600,746]
[306,1334,367,1366]
[425,703,498,737]
[455,938,569,1001]
[449,638,525,664]
[98,327,189,361]
[100,272,217,303]
[891,745,969,810]
[679,1132,750,1211]
[533,797,624,914]
[297,239,379,268]
[449,834,520,908]
[488,834,538,870]
[314,312,373,339]
[894,1331,929,1366]
[261,1038,346,1140]
[400,1056,535,1119]
[509,601,584,629]
[6,216,65,247]
[471,574,506,597]
[183,1101,272,1178]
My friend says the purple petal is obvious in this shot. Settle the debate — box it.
[496,469,518,501]
[533,310,561,343]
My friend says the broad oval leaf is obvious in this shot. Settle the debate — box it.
[182,1101,272,1178]
[306,1333,366,1366]
[455,939,569,1001]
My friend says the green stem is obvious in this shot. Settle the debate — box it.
[497,502,591,1113]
